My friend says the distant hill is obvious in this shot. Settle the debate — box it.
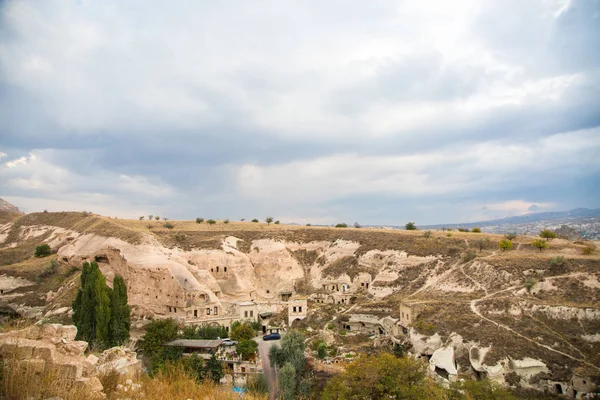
[423,208,600,229]
[0,198,23,223]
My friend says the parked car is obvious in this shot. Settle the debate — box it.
[263,333,281,341]
[222,338,237,346]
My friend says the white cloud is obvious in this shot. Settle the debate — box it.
[234,127,600,203]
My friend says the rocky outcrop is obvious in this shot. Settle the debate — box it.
[553,225,582,240]
[0,323,141,397]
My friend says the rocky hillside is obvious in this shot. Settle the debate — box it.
[0,197,23,224]
[1,210,599,396]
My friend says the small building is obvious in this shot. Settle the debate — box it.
[288,296,308,326]
[163,339,224,355]
[238,301,258,322]
[258,311,273,333]
[399,302,423,329]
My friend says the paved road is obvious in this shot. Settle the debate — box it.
[256,336,281,400]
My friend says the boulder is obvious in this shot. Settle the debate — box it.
[430,346,458,381]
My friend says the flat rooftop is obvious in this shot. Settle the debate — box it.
[164,339,224,348]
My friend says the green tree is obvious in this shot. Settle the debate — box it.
[405,222,417,230]
[472,227,482,233]
[163,222,174,229]
[498,239,513,251]
[34,244,51,257]
[278,363,296,400]
[505,232,517,240]
[274,220,280,225]
[236,339,258,361]
[354,222,361,228]
[475,238,491,252]
[223,219,229,224]
[183,353,205,383]
[532,239,549,252]
[317,342,327,359]
[148,214,154,221]
[139,318,180,372]
[269,330,306,376]
[252,218,259,223]
[72,262,112,349]
[231,323,255,342]
[92,266,112,348]
[206,219,216,225]
[246,374,269,396]
[109,275,130,346]
[196,217,204,223]
[322,353,428,400]
[155,216,160,221]
[265,216,274,225]
[205,353,224,383]
[335,223,348,228]
[539,229,557,241]
[139,216,144,220]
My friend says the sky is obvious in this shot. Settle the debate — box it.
[0,0,599,226]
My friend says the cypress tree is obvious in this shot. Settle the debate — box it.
[72,261,113,349]
[92,265,111,348]
[109,275,131,346]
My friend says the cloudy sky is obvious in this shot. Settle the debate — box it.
[1,0,599,225]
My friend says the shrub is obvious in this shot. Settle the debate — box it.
[231,323,255,342]
[461,251,476,263]
[274,220,280,225]
[582,246,594,255]
[539,229,557,241]
[155,216,160,221]
[252,219,259,223]
[174,233,186,242]
[206,219,216,225]
[139,216,145,220]
[405,222,417,230]
[37,259,59,280]
[505,232,517,240]
[523,277,536,293]
[549,256,565,267]
[34,244,51,257]
[532,239,549,252]
[446,233,453,237]
[195,217,204,223]
[475,238,491,252]
[306,223,312,226]
[265,217,274,225]
[223,219,229,224]
[317,342,328,359]
[163,222,174,229]
[327,323,334,330]
[246,374,269,395]
[339,330,347,336]
[335,223,348,228]
[236,340,258,361]
[472,227,481,233]
[423,230,432,239]
[498,239,513,251]
[458,227,469,232]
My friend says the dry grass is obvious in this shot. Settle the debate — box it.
[108,362,267,400]
[0,356,98,400]
[0,358,267,400]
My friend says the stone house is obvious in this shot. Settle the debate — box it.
[288,296,308,326]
